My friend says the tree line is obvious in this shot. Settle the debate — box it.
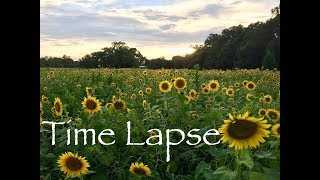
[40,5,279,70]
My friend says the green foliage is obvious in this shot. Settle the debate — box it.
[261,51,277,70]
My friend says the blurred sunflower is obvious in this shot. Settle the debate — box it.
[266,109,280,122]
[174,77,187,90]
[57,152,90,177]
[246,81,256,91]
[129,162,151,176]
[143,100,147,110]
[242,80,248,87]
[112,99,126,111]
[219,112,271,150]
[246,93,253,101]
[52,98,63,117]
[258,109,267,116]
[263,95,272,104]
[272,124,280,138]
[81,96,101,114]
[189,89,197,100]
[131,94,136,100]
[86,87,93,96]
[146,87,152,94]
[226,88,234,97]
[202,87,210,94]
[41,95,48,103]
[208,80,220,91]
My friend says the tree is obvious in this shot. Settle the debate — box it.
[261,50,277,70]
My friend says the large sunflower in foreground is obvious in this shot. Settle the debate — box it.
[52,98,63,117]
[57,152,90,177]
[159,80,172,93]
[129,162,151,176]
[81,96,101,114]
[208,80,220,92]
[219,112,271,150]
[272,124,280,139]
[173,77,187,90]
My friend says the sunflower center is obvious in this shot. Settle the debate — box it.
[114,101,124,109]
[210,83,216,89]
[248,84,254,89]
[86,99,97,110]
[204,89,209,93]
[277,127,280,134]
[265,97,270,102]
[66,157,83,171]
[54,102,61,112]
[228,90,233,94]
[268,112,277,119]
[175,80,185,88]
[191,92,195,97]
[260,111,266,115]
[244,82,247,86]
[161,83,169,90]
[133,167,147,176]
[228,120,258,139]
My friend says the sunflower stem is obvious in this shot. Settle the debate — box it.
[236,150,242,180]
[79,175,84,180]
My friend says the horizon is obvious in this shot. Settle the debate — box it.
[40,0,279,60]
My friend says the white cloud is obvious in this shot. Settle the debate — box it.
[40,0,280,60]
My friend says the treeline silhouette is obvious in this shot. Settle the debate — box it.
[40,5,279,70]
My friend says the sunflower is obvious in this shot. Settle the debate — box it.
[116,88,121,94]
[202,87,210,94]
[105,103,112,109]
[245,81,256,91]
[143,70,147,75]
[258,109,267,116]
[234,82,240,88]
[205,104,212,109]
[129,162,151,176]
[145,87,152,94]
[149,131,157,141]
[272,124,280,138]
[52,98,63,117]
[208,80,220,91]
[173,77,187,90]
[226,88,234,97]
[76,84,81,88]
[263,95,272,104]
[192,114,200,120]
[111,82,116,87]
[221,87,227,93]
[219,112,271,150]
[228,98,234,103]
[138,90,144,95]
[266,109,280,122]
[121,93,127,99]
[143,100,147,110]
[42,95,48,103]
[57,152,90,177]
[112,99,126,111]
[185,96,191,103]
[40,102,43,116]
[81,96,101,114]
[158,81,171,93]
[131,94,136,100]
[86,87,93,96]
[246,93,253,101]
[201,83,207,89]
[189,89,197,100]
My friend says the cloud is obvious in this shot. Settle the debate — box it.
[41,0,280,60]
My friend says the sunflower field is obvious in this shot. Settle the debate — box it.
[40,67,280,180]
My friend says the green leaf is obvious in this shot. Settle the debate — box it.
[254,150,276,160]
[194,161,214,180]
[249,172,267,180]
[235,149,254,169]
[211,166,237,180]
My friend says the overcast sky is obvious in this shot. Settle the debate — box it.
[40,0,279,60]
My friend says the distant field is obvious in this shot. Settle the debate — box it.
[40,68,280,179]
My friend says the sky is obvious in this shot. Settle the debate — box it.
[40,0,279,60]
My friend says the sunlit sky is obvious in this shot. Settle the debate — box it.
[40,0,279,60]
